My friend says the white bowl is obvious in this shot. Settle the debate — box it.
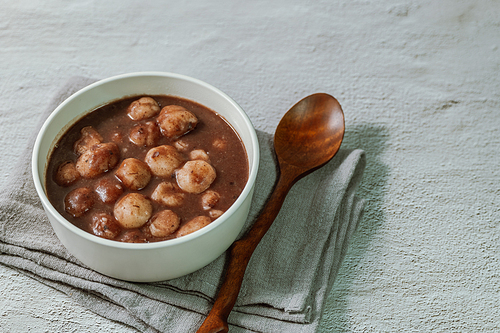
[32,72,259,282]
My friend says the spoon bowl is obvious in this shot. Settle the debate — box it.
[275,93,344,171]
[197,93,345,333]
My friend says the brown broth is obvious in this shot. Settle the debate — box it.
[46,95,249,243]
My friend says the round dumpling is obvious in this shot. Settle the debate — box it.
[148,210,181,237]
[201,190,220,210]
[115,158,151,190]
[151,182,185,207]
[145,145,184,178]
[54,161,80,186]
[114,193,153,229]
[176,160,216,194]
[127,97,160,121]
[156,105,198,138]
[73,126,103,156]
[91,213,121,239]
[76,142,120,178]
[94,177,124,204]
[129,121,161,147]
[176,216,212,237]
[64,187,95,217]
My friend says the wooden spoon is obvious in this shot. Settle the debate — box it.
[196,93,345,333]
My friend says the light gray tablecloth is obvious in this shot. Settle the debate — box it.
[1,1,499,332]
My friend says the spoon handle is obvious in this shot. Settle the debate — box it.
[196,163,300,333]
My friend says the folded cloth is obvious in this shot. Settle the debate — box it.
[0,77,366,333]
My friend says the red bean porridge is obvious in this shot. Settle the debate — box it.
[46,95,248,243]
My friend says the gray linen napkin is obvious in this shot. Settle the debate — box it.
[0,77,366,333]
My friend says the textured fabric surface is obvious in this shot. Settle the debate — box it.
[0,78,366,332]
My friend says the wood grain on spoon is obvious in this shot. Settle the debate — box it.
[197,93,345,333]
